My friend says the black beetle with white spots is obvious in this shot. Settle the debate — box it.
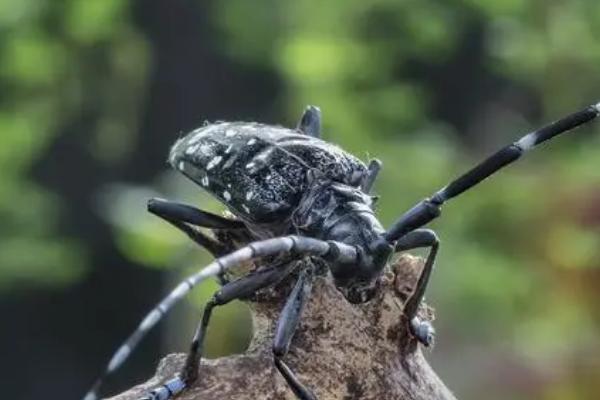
[84,102,600,400]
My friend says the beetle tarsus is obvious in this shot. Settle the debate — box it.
[410,317,436,347]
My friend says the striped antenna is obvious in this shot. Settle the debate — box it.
[82,235,356,400]
[385,102,600,241]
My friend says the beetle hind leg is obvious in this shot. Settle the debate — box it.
[148,197,250,283]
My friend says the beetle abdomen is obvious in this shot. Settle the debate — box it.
[169,122,367,223]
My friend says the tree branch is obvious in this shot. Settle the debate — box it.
[110,255,457,400]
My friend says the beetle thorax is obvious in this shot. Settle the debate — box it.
[292,176,393,293]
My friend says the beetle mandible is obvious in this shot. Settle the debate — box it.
[84,102,600,400]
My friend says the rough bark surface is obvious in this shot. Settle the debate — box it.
[110,255,457,400]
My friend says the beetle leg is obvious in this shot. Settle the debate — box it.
[273,268,316,400]
[148,198,242,284]
[83,236,351,400]
[148,198,247,274]
[361,158,382,194]
[181,260,298,384]
[148,198,246,230]
[394,229,439,347]
[297,105,321,138]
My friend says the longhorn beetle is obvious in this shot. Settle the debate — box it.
[84,102,600,400]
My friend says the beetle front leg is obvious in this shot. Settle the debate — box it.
[180,261,298,385]
[394,229,439,346]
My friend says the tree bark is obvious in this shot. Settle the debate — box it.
[110,255,457,400]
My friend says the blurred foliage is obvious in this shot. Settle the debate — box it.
[2,0,600,399]
[0,0,148,291]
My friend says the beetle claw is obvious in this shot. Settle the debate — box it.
[410,317,435,347]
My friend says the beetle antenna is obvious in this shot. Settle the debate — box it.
[82,236,357,400]
[385,102,600,241]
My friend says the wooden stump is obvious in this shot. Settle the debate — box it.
[110,255,456,400]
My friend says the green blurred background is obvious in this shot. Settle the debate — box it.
[2,1,600,399]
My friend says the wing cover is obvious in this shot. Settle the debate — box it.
[169,122,367,223]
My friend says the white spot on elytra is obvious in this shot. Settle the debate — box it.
[247,138,256,145]
[201,176,209,186]
[199,144,211,155]
[245,191,253,201]
[206,155,223,170]
[223,191,232,201]
[185,144,199,155]
[255,147,274,161]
